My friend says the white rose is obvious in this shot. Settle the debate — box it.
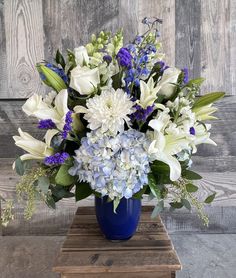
[158,67,181,98]
[74,46,89,66]
[70,66,100,95]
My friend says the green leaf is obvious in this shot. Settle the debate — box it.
[151,200,164,219]
[183,170,202,180]
[193,92,225,109]
[45,196,56,209]
[185,183,198,193]
[182,198,191,210]
[186,77,205,87]
[148,173,161,198]
[14,158,31,176]
[204,192,216,204]
[55,49,66,68]
[133,185,147,199]
[169,202,183,209]
[37,64,67,92]
[37,176,50,194]
[75,182,93,201]
[51,185,74,200]
[55,164,76,186]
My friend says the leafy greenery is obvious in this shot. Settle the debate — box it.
[75,182,93,201]
[55,164,76,186]
[15,157,32,176]
[204,192,216,204]
[193,92,225,109]
[36,64,67,92]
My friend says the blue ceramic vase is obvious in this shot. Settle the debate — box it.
[95,196,141,241]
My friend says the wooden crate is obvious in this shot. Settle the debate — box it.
[53,206,182,277]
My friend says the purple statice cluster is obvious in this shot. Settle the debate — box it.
[182,67,189,84]
[61,111,73,139]
[44,63,68,83]
[38,119,56,129]
[116,48,133,68]
[44,152,69,165]
[130,104,155,122]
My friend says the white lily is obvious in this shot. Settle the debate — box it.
[22,90,69,130]
[157,67,181,99]
[192,104,218,121]
[13,128,58,161]
[190,123,217,153]
[148,115,189,181]
[138,77,161,108]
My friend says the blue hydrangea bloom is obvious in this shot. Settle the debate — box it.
[69,130,151,200]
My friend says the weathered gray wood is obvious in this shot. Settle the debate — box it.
[138,0,175,66]
[42,0,62,60]
[200,0,233,95]
[61,0,120,50]
[53,207,181,277]
[0,0,8,98]
[175,0,201,79]
[119,0,139,42]
[2,0,45,98]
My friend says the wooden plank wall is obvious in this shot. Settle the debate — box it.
[0,0,236,234]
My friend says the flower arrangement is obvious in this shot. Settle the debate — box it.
[1,17,225,226]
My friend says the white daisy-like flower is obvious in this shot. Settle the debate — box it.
[74,88,134,136]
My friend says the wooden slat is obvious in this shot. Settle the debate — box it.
[200,0,233,95]
[53,250,181,273]
[175,0,201,79]
[61,272,173,278]
[3,0,45,98]
[53,206,181,274]
[42,0,62,60]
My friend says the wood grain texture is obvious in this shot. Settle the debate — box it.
[138,0,175,66]
[200,0,232,95]
[175,0,201,79]
[53,207,181,276]
[3,0,45,98]
[0,0,8,98]
[61,0,119,50]
[42,0,62,60]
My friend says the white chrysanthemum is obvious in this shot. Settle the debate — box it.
[74,88,134,135]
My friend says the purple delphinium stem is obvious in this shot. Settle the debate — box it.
[116,48,133,68]
[130,104,155,122]
[182,67,189,84]
[61,111,73,139]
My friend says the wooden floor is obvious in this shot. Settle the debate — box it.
[0,234,236,278]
